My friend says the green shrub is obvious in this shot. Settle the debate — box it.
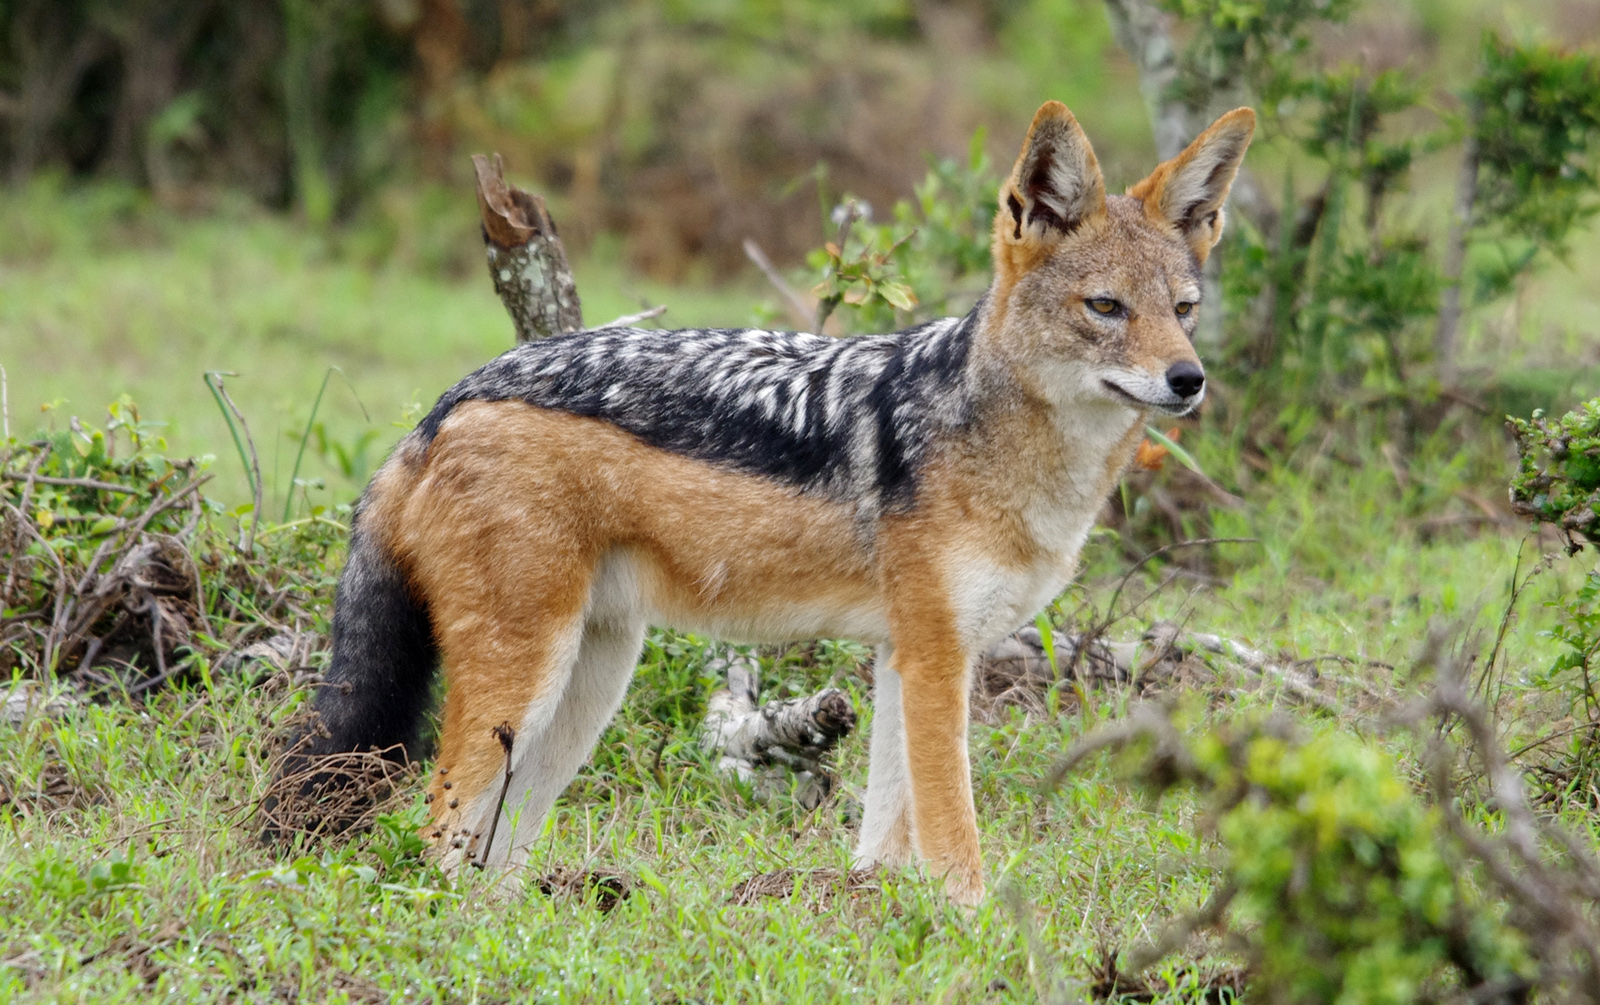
[1063,710,1531,1002]
[1202,727,1527,1003]
[1509,399,1600,541]
[1,397,344,682]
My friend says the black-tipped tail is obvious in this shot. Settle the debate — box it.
[265,508,437,837]
[308,519,438,758]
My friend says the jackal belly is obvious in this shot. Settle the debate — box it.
[587,546,890,645]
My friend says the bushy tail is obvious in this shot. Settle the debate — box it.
[309,519,438,758]
[265,491,437,836]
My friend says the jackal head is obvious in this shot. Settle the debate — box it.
[987,101,1255,417]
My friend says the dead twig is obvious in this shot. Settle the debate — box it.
[0,471,141,494]
[257,733,417,841]
[590,305,667,330]
[473,722,517,869]
[743,238,817,332]
[726,867,880,908]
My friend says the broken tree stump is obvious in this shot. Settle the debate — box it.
[699,650,857,809]
[471,152,583,342]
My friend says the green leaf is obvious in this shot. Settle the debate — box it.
[1144,426,1209,479]
[879,282,917,311]
[1033,612,1058,675]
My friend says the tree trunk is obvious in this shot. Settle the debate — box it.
[1102,0,1190,161]
[1102,0,1225,350]
[1435,120,1480,386]
[98,0,210,186]
[7,0,113,184]
[1102,0,1265,356]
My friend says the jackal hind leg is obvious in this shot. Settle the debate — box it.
[469,607,647,873]
[426,587,591,877]
[855,647,917,870]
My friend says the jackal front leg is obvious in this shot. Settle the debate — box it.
[856,646,916,869]
[896,638,983,906]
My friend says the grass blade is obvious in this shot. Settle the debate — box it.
[283,366,369,523]
[1143,426,1202,477]
[204,371,263,551]
[1144,425,1243,507]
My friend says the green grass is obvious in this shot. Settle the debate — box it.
[0,649,1216,1002]
[1,459,1582,1001]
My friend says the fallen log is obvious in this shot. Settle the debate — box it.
[699,650,856,809]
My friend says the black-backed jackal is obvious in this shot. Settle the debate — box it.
[285,100,1255,905]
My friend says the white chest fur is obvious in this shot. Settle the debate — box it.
[947,397,1141,651]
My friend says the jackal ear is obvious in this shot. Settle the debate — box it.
[998,101,1107,244]
[1129,107,1256,263]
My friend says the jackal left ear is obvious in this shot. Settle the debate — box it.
[999,101,1107,245]
[1129,108,1256,263]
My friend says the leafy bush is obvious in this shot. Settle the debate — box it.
[1508,399,1600,542]
[1205,728,1526,1003]
[803,133,997,335]
[0,398,344,684]
[1509,397,1600,810]
[1057,708,1533,1003]
[1471,36,1600,261]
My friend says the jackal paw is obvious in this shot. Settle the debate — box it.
[939,867,986,909]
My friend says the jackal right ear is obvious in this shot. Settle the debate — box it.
[998,101,1107,245]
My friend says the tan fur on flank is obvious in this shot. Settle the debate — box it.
[331,101,1255,905]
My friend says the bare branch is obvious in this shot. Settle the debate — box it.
[742,239,817,332]
[590,305,667,330]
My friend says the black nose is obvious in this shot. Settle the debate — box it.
[1165,361,1205,398]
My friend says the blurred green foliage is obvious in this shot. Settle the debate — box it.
[1472,36,1600,261]
[1160,0,1356,113]
[1082,712,1532,1003]
[1207,728,1527,1003]
[1509,400,1600,537]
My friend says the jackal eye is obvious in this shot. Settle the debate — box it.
[1175,301,1195,316]
[1086,298,1121,316]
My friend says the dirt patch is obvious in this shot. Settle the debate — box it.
[537,868,632,913]
[726,867,881,908]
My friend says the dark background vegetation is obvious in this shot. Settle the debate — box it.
[3,0,1150,275]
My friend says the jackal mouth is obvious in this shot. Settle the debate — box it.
[1101,379,1197,417]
